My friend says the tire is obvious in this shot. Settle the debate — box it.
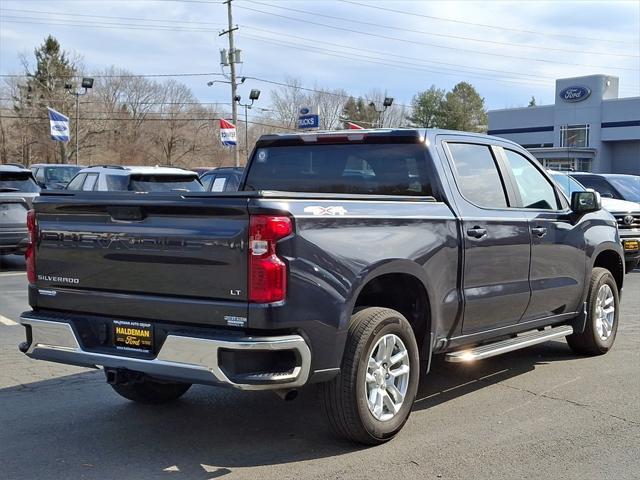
[625,260,638,273]
[567,267,619,356]
[111,379,191,404]
[319,307,420,445]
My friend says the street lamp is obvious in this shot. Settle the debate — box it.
[235,89,261,162]
[65,77,93,165]
[369,97,394,128]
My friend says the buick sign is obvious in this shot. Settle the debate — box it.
[559,86,591,103]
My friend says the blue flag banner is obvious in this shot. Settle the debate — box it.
[47,107,70,142]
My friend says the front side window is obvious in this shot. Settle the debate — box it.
[46,166,82,183]
[503,149,559,209]
[82,173,98,191]
[447,143,508,208]
[66,173,87,191]
[200,174,215,191]
[572,176,621,199]
[560,125,590,148]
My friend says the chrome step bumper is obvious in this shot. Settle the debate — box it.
[445,325,574,363]
[20,317,311,391]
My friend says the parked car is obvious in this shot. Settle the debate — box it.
[30,164,84,190]
[0,165,39,255]
[66,165,204,192]
[569,172,640,203]
[20,129,623,445]
[555,172,640,272]
[199,167,244,192]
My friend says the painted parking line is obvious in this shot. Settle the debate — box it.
[0,315,19,326]
[0,272,26,277]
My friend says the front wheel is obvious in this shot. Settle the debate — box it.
[319,307,420,445]
[567,267,619,355]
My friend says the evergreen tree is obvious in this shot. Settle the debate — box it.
[408,86,445,127]
[439,82,487,133]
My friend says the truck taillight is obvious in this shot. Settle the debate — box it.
[249,215,292,303]
[25,209,37,284]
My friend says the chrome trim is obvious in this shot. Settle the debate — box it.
[20,317,311,390]
[445,325,573,363]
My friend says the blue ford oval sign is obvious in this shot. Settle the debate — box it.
[299,107,310,115]
[559,86,591,103]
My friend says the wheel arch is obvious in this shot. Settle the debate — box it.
[343,260,435,364]
[590,244,624,292]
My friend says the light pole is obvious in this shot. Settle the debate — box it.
[369,97,394,128]
[235,89,260,163]
[65,77,93,165]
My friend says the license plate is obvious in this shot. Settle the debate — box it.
[623,240,639,252]
[113,320,153,353]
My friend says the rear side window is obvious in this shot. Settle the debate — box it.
[128,175,204,192]
[447,143,508,208]
[0,172,40,193]
[105,175,129,191]
[244,143,432,196]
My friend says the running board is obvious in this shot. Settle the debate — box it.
[445,325,574,363]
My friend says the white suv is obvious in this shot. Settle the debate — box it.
[66,165,204,192]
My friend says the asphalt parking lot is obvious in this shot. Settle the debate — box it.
[1,254,639,480]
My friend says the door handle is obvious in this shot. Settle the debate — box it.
[531,227,547,237]
[466,226,487,239]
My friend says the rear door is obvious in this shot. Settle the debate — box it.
[499,147,586,320]
[442,139,531,334]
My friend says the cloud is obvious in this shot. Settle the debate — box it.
[1,0,638,111]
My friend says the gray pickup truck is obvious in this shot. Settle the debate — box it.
[19,129,624,444]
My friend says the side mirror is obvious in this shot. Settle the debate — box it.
[571,191,601,214]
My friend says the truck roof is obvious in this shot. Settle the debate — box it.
[255,128,519,148]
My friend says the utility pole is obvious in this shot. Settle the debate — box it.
[220,0,240,167]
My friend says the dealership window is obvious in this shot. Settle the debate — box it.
[541,158,592,172]
[560,125,590,148]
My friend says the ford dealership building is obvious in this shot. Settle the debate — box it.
[488,75,640,174]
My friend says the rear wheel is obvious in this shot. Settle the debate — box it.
[567,267,619,355]
[110,378,191,404]
[319,307,420,445]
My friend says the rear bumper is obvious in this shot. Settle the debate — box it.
[20,316,311,391]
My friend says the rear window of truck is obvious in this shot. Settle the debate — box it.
[244,143,432,196]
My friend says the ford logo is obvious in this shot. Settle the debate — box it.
[559,86,591,103]
[299,107,310,115]
[52,125,66,132]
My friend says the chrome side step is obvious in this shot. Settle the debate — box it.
[445,325,574,363]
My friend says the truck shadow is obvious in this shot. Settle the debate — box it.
[0,341,579,479]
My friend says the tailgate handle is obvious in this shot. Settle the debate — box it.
[108,207,145,222]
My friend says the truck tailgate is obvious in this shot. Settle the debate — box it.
[33,193,249,303]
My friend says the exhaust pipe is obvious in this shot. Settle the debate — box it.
[273,389,298,402]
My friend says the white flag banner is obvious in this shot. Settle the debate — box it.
[47,107,70,142]
[219,118,237,147]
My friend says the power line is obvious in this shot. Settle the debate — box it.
[339,0,638,46]
[0,72,225,78]
[233,4,639,72]
[0,114,291,130]
[241,34,549,88]
[241,0,639,58]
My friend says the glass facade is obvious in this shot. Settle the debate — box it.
[560,125,590,148]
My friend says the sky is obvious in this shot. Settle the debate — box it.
[0,0,639,114]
